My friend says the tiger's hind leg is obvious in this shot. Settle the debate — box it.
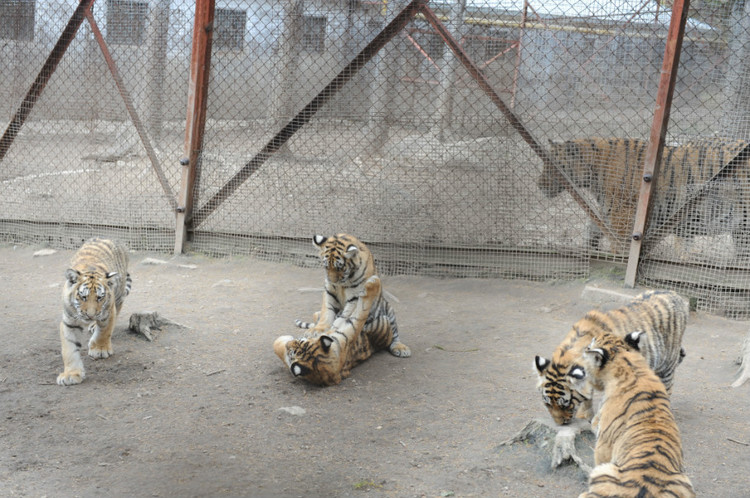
[363,314,411,358]
[384,302,410,358]
[57,322,86,386]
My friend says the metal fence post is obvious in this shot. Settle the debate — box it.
[624,0,690,287]
[175,0,215,254]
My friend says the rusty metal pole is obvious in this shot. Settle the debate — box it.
[624,0,690,287]
[0,0,94,163]
[175,0,214,254]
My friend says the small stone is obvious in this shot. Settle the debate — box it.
[278,406,306,416]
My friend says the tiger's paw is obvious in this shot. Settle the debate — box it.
[57,369,85,386]
[389,342,411,358]
[88,345,113,359]
[274,335,294,362]
[362,275,381,296]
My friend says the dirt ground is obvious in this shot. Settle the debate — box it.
[1,243,748,498]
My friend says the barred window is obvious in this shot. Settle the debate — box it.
[0,0,35,41]
[302,15,326,53]
[214,8,246,51]
[107,0,148,46]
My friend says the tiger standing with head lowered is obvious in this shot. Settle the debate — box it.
[274,233,410,385]
[57,238,131,386]
[572,334,695,498]
[535,290,688,425]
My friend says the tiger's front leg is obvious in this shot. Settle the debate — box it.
[88,319,114,359]
[57,321,86,386]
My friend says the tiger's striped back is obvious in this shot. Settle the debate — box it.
[538,136,750,250]
[535,290,688,425]
[574,334,695,498]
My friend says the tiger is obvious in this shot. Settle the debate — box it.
[537,137,750,252]
[274,233,410,385]
[535,289,688,425]
[57,238,131,386]
[732,332,750,388]
[274,274,388,386]
[573,334,696,498]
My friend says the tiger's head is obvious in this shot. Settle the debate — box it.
[313,234,371,286]
[534,352,594,425]
[273,334,345,386]
[537,139,595,199]
[64,268,120,323]
[564,336,624,393]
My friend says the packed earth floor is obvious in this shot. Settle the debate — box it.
[1,244,748,497]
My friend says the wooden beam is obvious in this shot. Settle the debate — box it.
[175,0,214,254]
[624,0,690,287]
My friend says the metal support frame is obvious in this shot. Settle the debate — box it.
[84,6,176,211]
[182,0,613,247]
[0,0,177,211]
[175,0,215,254]
[624,0,690,287]
[187,0,423,230]
[419,3,616,242]
[0,0,95,163]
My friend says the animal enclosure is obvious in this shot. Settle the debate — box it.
[2,0,750,315]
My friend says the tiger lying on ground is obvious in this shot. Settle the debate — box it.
[57,238,131,386]
[535,290,687,425]
[537,137,750,252]
[274,233,410,385]
[573,334,696,498]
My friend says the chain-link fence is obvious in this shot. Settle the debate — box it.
[1,0,749,315]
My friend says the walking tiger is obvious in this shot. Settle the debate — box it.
[57,238,131,386]
[537,136,750,252]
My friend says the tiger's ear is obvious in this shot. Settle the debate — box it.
[534,356,550,374]
[105,271,120,287]
[585,344,609,369]
[320,335,334,352]
[65,269,80,285]
[344,244,359,259]
[313,235,327,248]
[624,330,645,350]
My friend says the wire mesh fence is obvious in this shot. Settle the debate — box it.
[1,0,750,315]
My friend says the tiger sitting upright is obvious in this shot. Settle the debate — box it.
[535,290,688,425]
[57,238,131,386]
[274,233,410,385]
[573,334,695,498]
